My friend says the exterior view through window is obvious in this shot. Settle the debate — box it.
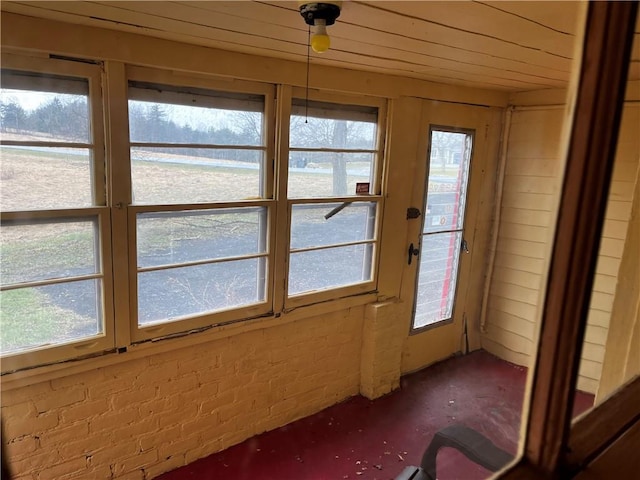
[0,65,387,369]
[0,70,105,354]
[413,129,472,329]
[128,82,269,326]
[287,99,380,296]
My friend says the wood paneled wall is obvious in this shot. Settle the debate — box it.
[482,99,640,393]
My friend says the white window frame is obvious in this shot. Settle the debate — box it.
[0,53,114,372]
[281,88,387,310]
[122,67,277,343]
[0,61,389,371]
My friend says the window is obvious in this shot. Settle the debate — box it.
[126,75,275,339]
[0,60,387,369]
[286,97,384,304]
[0,58,112,371]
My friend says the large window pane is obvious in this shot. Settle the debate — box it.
[128,98,263,146]
[290,104,377,150]
[288,244,373,295]
[290,202,376,250]
[0,279,103,354]
[1,220,98,285]
[131,147,263,203]
[414,231,462,329]
[0,82,90,143]
[0,146,93,210]
[288,152,374,198]
[138,259,266,325]
[137,208,266,268]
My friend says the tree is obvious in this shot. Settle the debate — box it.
[34,98,65,138]
[291,116,371,196]
[0,101,27,132]
[331,120,348,195]
[430,131,463,173]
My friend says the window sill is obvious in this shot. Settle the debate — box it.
[0,291,379,391]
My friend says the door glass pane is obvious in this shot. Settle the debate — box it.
[414,231,462,328]
[290,202,376,249]
[138,259,266,325]
[413,129,472,330]
[424,131,472,233]
[0,279,103,354]
[137,208,265,268]
[289,244,373,296]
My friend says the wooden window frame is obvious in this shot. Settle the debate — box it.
[0,54,115,372]
[283,88,387,310]
[500,2,639,477]
[122,67,278,343]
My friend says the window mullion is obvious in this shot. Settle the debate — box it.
[272,84,293,314]
[103,60,132,349]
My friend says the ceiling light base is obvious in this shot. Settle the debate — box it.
[298,1,342,26]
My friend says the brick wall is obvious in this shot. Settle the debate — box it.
[1,307,366,479]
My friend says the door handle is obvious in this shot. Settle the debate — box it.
[408,243,420,265]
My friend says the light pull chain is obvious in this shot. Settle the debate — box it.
[305,24,311,123]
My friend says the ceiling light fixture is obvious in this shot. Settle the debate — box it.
[298,1,342,54]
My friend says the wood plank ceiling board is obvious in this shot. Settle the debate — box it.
[475,1,579,35]
[355,1,576,57]
[189,1,567,87]
[2,0,636,90]
[88,1,561,89]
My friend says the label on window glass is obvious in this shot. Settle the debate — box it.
[356,182,370,195]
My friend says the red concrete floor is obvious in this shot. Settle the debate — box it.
[158,350,594,480]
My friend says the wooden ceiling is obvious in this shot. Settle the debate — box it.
[2,1,639,92]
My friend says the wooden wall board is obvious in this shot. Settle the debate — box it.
[502,176,558,195]
[494,251,546,275]
[482,98,639,395]
[592,274,617,296]
[496,237,550,259]
[498,223,549,244]
[492,267,542,290]
[500,208,552,228]
[602,219,631,240]
[488,294,538,322]
[481,336,531,367]
[486,309,536,339]
[491,281,540,306]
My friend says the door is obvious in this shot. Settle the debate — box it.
[400,101,500,372]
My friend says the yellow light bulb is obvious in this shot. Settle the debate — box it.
[311,19,331,53]
[311,33,331,53]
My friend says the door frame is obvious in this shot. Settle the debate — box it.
[400,99,503,373]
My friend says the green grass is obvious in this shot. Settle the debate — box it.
[1,230,95,283]
[0,288,96,353]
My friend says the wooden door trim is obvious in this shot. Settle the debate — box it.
[499,1,638,477]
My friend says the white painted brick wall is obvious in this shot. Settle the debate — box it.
[1,307,365,479]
